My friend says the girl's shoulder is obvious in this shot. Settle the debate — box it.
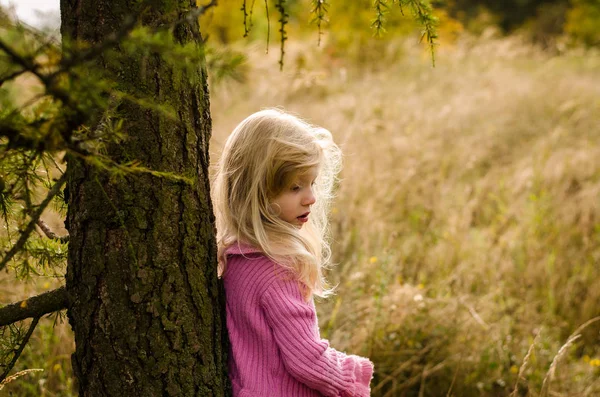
[223,241,264,257]
[223,242,295,284]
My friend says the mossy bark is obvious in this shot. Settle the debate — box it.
[60,1,229,396]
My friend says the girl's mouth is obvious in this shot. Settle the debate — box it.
[297,213,309,223]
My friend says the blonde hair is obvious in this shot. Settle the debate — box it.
[212,108,342,298]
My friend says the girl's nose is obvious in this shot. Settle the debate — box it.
[303,189,316,206]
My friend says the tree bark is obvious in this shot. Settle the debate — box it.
[60,1,229,396]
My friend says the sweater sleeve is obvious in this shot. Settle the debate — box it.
[261,277,374,397]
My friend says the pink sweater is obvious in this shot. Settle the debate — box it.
[223,243,374,397]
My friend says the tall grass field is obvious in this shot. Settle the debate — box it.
[2,35,600,396]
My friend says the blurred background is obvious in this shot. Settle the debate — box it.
[2,0,600,395]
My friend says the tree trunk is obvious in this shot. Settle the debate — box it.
[60,1,229,395]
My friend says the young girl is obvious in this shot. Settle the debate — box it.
[213,108,374,397]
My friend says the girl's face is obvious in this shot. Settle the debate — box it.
[271,168,318,228]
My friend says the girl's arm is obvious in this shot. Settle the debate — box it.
[261,277,374,397]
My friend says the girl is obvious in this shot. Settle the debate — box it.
[213,108,374,397]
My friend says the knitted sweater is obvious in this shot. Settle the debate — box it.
[223,243,374,397]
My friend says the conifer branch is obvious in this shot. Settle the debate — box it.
[398,0,438,65]
[249,0,257,32]
[265,0,270,54]
[0,172,68,272]
[372,0,390,37]
[0,287,67,327]
[0,317,40,384]
[239,0,257,37]
[0,38,77,114]
[242,0,250,37]
[36,219,69,243]
[0,69,27,87]
[310,0,329,46]
[0,125,46,152]
[275,0,288,70]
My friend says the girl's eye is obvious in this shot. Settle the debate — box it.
[291,185,301,192]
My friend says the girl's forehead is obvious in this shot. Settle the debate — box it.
[297,167,319,180]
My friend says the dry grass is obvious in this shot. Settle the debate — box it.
[209,34,600,396]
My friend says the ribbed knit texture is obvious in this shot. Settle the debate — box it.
[223,243,374,397]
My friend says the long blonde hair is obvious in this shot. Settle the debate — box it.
[212,108,342,298]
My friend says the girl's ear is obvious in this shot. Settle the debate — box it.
[269,202,282,216]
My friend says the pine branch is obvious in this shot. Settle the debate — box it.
[265,0,270,54]
[275,0,288,70]
[0,171,68,272]
[372,0,390,37]
[0,68,27,87]
[248,0,257,32]
[0,5,220,156]
[310,0,329,46]
[36,219,69,243]
[0,124,51,152]
[398,0,438,65]
[0,317,40,384]
[242,0,250,37]
[0,38,78,115]
[0,286,67,327]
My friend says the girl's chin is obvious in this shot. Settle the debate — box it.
[282,217,305,228]
[287,220,303,229]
